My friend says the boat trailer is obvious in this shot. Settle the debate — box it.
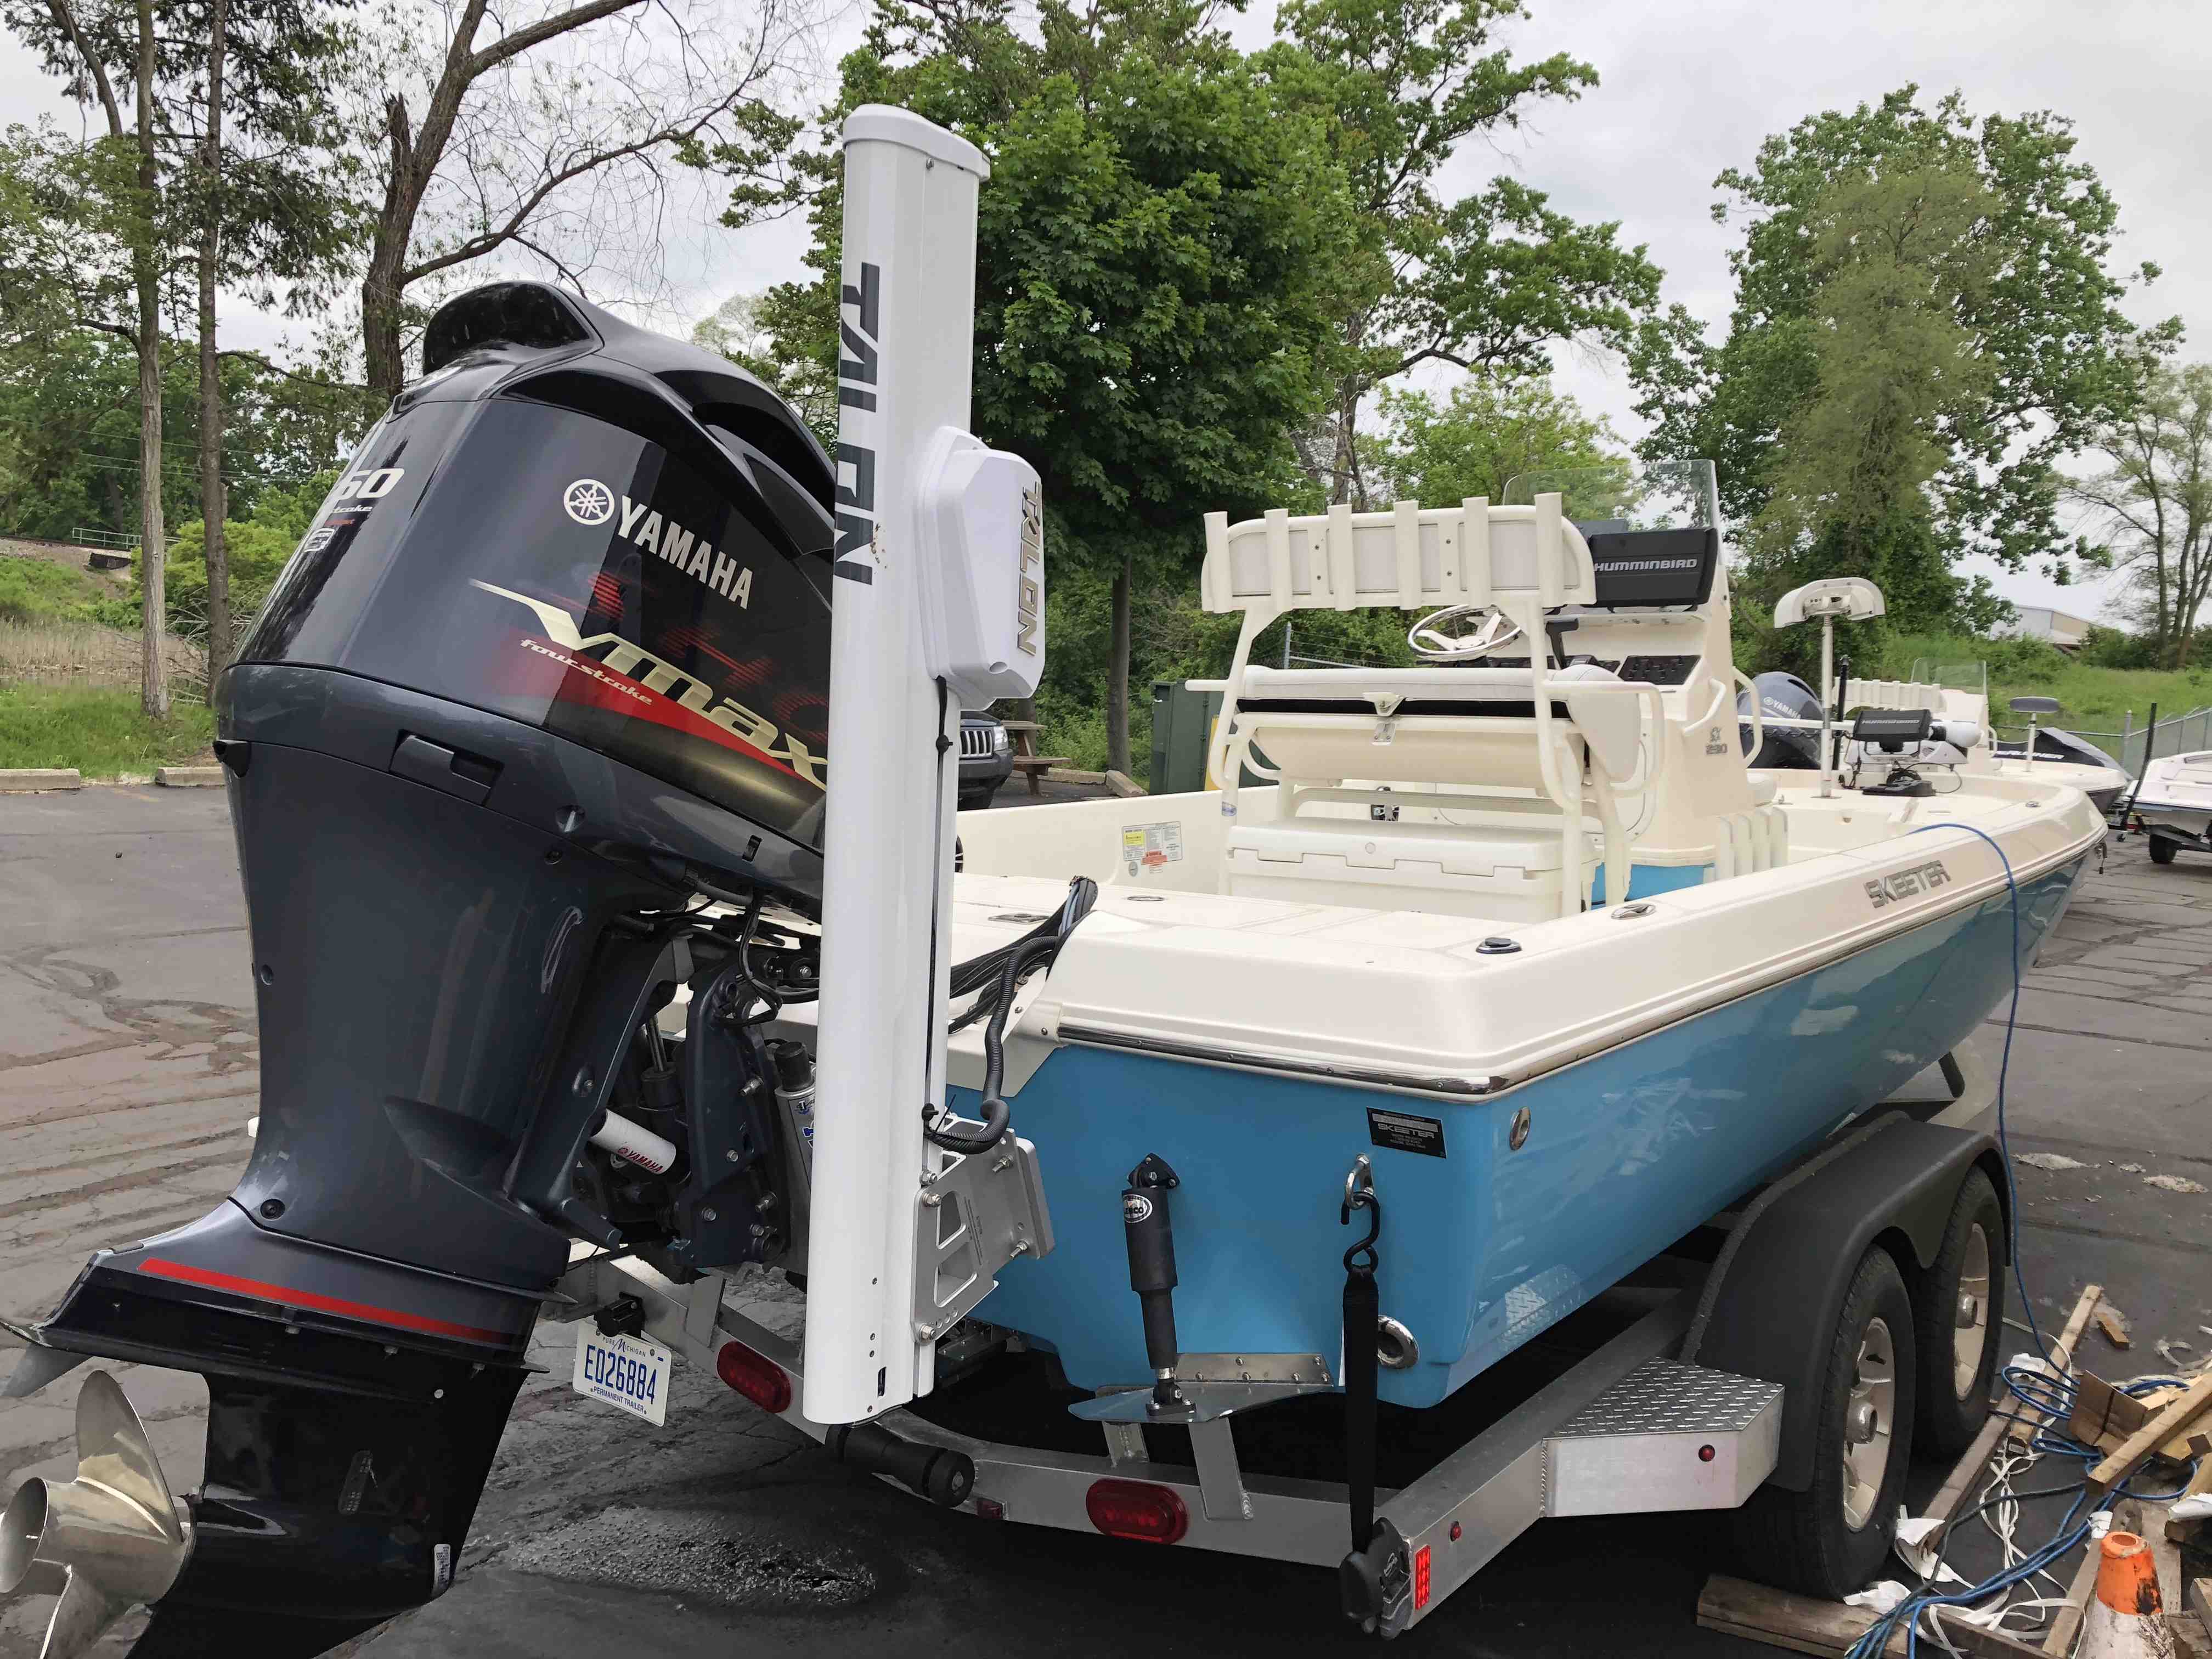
[545,1060,2007,1638]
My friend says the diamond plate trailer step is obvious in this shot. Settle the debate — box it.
[1547,1358,1782,1516]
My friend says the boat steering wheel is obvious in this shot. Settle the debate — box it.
[1408,602,1525,661]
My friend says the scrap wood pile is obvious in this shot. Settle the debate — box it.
[1702,1283,2212,1658]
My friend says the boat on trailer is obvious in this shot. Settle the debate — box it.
[1,105,2106,1654]
[2129,749,2212,861]
[933,478,2098,1414]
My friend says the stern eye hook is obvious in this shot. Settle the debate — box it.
[1341,1154,1381,1270]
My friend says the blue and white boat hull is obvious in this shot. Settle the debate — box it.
[935,786,2097,1410]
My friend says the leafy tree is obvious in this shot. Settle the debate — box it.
[2068,360,2212,668]
[2,0,176,713]
[754,0,1359,769]
[1372,373,1628,506]
[0,330,164,540]
[692,291,833,440]
[2073,624,2160,671]
[166,0,362,673]
[5,0,366,700]
[166,467,336,634]
[1260,0,1661,506]
[0,327,370,547]
[1634,86,2178,610]
[1727,159,2015,670]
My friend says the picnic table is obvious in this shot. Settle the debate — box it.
[998,719,1071,796]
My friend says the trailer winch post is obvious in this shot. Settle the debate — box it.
[806,106,991,1423]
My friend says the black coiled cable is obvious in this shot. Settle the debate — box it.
[948,874,1097,1032]
[926,875,1098,1153]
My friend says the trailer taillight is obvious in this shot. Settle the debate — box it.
[715,1340,793,1414]
[1085,1479,1188,1544]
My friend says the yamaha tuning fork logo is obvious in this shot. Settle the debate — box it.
[564,478,616,526]
[556,478,757,607]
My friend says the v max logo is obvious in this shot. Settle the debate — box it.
[470,580,823,787]
[1865,860,1950,908]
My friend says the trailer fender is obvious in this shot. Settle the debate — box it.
[1683,1116,2004,1492]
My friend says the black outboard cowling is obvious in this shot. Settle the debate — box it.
[6,282,837,1655]
[1998,725,2123,773]
[1739,670,1824,768]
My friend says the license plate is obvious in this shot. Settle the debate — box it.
[572,1329,672,1425]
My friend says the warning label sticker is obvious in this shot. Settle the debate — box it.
[1121,820,1184,877]
[1367,1108,1447,1159]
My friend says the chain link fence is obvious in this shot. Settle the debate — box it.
[2103,707,2212,777]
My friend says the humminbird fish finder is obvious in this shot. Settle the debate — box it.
[1849,708,1937,752]
[1850,707,1939,797]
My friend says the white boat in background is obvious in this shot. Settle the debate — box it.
[1837,678,2128,816]
[2130,749,2212,862]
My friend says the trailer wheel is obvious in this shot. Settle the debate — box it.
[1730,1246,1917,1599]
[2149,836,2177,865]
[1912,1169,2005,1457]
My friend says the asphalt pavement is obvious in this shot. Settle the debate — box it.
[2,786,2207,1657]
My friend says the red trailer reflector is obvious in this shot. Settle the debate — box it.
[1413,1544,1432,1610]
[973,1497,1006,1521]
[715,1339,793,1414]
[1085,1478,1189,1544]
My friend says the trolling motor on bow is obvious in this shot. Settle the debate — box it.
[2,106,1052,1657]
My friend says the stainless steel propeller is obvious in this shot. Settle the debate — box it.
[0,1370,193,1658]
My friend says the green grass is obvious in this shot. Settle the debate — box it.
[0,552,116,624]
[1878,631,2212,742]
[0,685,215,776]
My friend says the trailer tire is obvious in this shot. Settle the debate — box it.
[2149,836,2177,865]
[1729,1246,1917,1599]
[1912,1168,2004,1457]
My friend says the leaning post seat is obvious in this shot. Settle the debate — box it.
[1198,496,1668,918]
[1194,494,1785,920]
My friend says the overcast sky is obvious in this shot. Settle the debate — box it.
[7,0,2207,619]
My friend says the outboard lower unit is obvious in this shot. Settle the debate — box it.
[2,281,851,1654]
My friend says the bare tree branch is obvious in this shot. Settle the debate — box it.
[471,0,638,76]
[217,347,369,391]
[402,105,721,283]
[40,0,124,137]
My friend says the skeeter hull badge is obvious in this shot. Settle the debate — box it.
[1367,1109,1447,1158]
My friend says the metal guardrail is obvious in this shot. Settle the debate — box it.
[68,527,142,551]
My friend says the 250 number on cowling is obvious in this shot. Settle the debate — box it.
[573,1329,673,1426]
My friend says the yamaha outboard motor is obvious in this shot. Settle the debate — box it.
[1739,670,1824,768]
[2,280,837,1655]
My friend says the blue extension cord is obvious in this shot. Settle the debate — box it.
[1842,822,2200,1658]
